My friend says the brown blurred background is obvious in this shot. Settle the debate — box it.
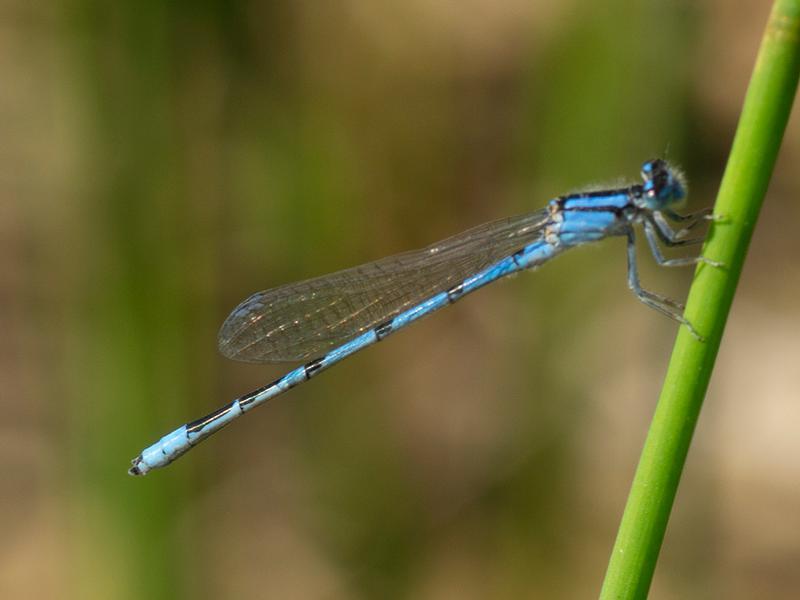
[2,1,799,598]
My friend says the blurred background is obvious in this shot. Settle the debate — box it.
[3,1,799,598]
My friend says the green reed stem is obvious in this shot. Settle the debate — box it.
[600,2,800,598]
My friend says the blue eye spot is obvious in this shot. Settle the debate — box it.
[640,159,686,209]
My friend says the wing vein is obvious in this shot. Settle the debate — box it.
[218,208,550,363]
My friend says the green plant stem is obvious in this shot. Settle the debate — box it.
[600,2,800,598]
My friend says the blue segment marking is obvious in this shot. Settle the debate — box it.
[129,159,711,476]
[562,191,630,210]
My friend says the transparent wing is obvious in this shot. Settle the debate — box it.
[218,208,550,363]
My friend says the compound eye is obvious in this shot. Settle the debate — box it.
[639,159,686,207]
[642,159,666,179]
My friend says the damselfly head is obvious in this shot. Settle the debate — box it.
[639,159,686,210]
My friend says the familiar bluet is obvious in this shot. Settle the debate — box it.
[129,159,714,476]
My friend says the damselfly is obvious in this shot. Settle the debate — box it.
[129,159,714,476]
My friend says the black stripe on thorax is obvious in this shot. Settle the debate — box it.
[575,186,632,198]
[555,191,636,217]
[572,205,626,216]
